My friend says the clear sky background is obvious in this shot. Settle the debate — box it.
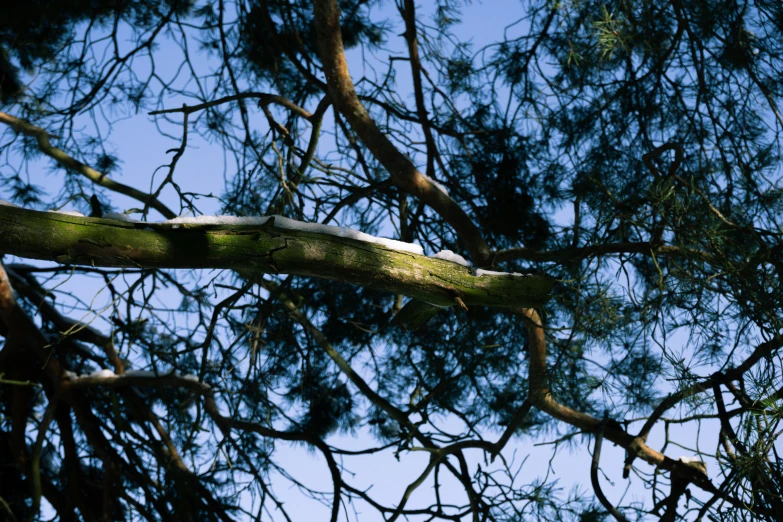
[1,1,734,520]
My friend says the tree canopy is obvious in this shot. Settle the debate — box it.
[1,0,782,521]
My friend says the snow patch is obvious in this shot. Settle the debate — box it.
[476,269,525,277]
[48,209,85,217]
[182,374,199,382]
[678,456,702,464]
[432,250,470,267]
[165,215,272,226]
[274,216,424,255]
[124,370,158,378]
[0,199,19,207]
[162,214,424,255]
[103,212,136,222]
[421,173,449,196]
[90,369,116,378]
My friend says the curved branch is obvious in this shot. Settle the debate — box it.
[517,308,717,493]
[387,456,443,522]
[311,0,490,265]
[591,422,630,522]
[637,334,783,443]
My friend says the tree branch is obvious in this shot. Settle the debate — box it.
[493,242,714,264]
[0,206,552,309]
[517,308,717,501]
[591,421,630,522]
[0,112,176,219]
[311,0,490,265]
[149,92,317,122]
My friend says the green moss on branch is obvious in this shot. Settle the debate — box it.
[0,206,552,308]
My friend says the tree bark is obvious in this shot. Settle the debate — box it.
[0,205,552,309]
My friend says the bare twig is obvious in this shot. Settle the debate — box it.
[591,420,630,522]
[0,112,176,219]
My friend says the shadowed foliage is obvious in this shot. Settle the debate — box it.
[1,0,783,521]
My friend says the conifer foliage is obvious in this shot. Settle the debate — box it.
[1,0,782,520]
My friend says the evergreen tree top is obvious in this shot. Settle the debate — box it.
[0,0,782,520]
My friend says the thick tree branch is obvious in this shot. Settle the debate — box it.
[0,206,552,309]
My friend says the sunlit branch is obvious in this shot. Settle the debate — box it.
[0,206,552,309]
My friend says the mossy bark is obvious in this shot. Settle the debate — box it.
[0,206,552,308]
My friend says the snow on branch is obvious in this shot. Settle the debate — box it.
[0,205,553,309]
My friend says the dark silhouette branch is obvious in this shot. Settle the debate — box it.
[311,0,490,265]
[591,421,630,522]
[0,112,176,219]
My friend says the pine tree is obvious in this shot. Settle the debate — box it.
[1,0,782,520]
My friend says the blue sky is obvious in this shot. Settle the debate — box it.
[0,0,728,520]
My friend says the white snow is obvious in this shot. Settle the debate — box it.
[476,269,525,277]
[28,206,425,256]
[274,216,424,255]
[124,370,158,378]
[165,215,272,226]
[421,173,449,196]
[103,212,136,222]
[63,370,77,380]
[182,374,199,382]
[0,199,19,207]
[48,209,85,217]
[432,250,470,267]
[90,369,116,378]
[678,456,703,464]
[162,214,425,255]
